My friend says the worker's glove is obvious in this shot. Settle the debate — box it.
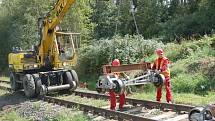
[155,70,161,74]
[125,75,130,80]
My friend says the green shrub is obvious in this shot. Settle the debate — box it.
[172,73,210,95]
[172,73,199,93]
[77,35,164,79]
[194,78,209,96]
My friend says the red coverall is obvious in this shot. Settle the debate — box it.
[152,57,172,103]
[109,59,125,110]
[109,89,125,110]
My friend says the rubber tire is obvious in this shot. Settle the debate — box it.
[32,74,42,96]
[70,70,78,90]
[23,74,36,98]
[10,72,21,91]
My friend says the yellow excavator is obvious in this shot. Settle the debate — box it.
[8,0,79,97]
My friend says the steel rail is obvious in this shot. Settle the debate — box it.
[73,90,195,112]
[0,80,11,91]
[0,80,10,84]
[42,96,157,121]
[0,80,195,113]
[0,81,192,121]
[0,85,11,91]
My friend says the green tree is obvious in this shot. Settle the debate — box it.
[91,1,118,39]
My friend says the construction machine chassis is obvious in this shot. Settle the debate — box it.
[10,69,78,98]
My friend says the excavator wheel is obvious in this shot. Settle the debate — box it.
[10,72,21,91]
[32,74,42,96]
[23,74,36,98]
[70,70,79,90]
[113,79,125,95]
[64,71,77,92]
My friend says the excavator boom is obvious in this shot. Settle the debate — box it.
[47,0,75,30]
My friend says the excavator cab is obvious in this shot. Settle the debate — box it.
[56,32,80,61]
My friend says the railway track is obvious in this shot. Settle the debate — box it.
[0,80,10,84]
[0,80,11,91]
[73,90,195,112]
[0,80,194,121]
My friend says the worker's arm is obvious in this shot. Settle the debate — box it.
[151,60,156,70]
[160,59,169,72]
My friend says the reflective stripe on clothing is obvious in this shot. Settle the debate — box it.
[155,57,170,77]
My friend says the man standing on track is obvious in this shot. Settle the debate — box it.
[109,59,126,110]
[152,49,172,103]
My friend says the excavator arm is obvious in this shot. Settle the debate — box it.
[47,0,75,30]
[38,0,76,66]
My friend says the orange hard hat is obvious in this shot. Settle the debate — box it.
[155,48,164,55]
[112,59,120,66]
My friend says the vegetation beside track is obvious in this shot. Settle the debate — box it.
[130,91,215,106]
[0,89,90,121]
[0,108,89,121]
[80,35,215,96]
[0,77,9,81]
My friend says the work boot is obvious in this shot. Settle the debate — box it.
[167,101,172,104]
[110,107,115,111]
[118,107,126,111]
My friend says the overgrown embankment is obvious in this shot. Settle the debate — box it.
[166,36,215,94]
[77,35,215,95]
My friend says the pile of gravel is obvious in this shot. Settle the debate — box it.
[16,101,65,121]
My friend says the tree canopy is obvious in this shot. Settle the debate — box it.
[0,0,215,71]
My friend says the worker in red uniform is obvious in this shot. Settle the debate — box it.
[109,59,126,110]
[152,49,172,103]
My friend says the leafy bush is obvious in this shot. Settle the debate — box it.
[194,78,209,96]
[172,73,198,93]
[77,35,164,81]
[172,72,211,95]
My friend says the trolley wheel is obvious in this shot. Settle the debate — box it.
[188,107,204,121]
[113,79,125,95]
[153,74,165,87]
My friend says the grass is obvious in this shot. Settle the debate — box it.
[61,94,108,107]
[0,110,29,121]
[47,110,89,121]
[129,90,215,106]
[0,76,9,81]
[0,107,89,121]
[0,89,8,95]
[0,94,91,121]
